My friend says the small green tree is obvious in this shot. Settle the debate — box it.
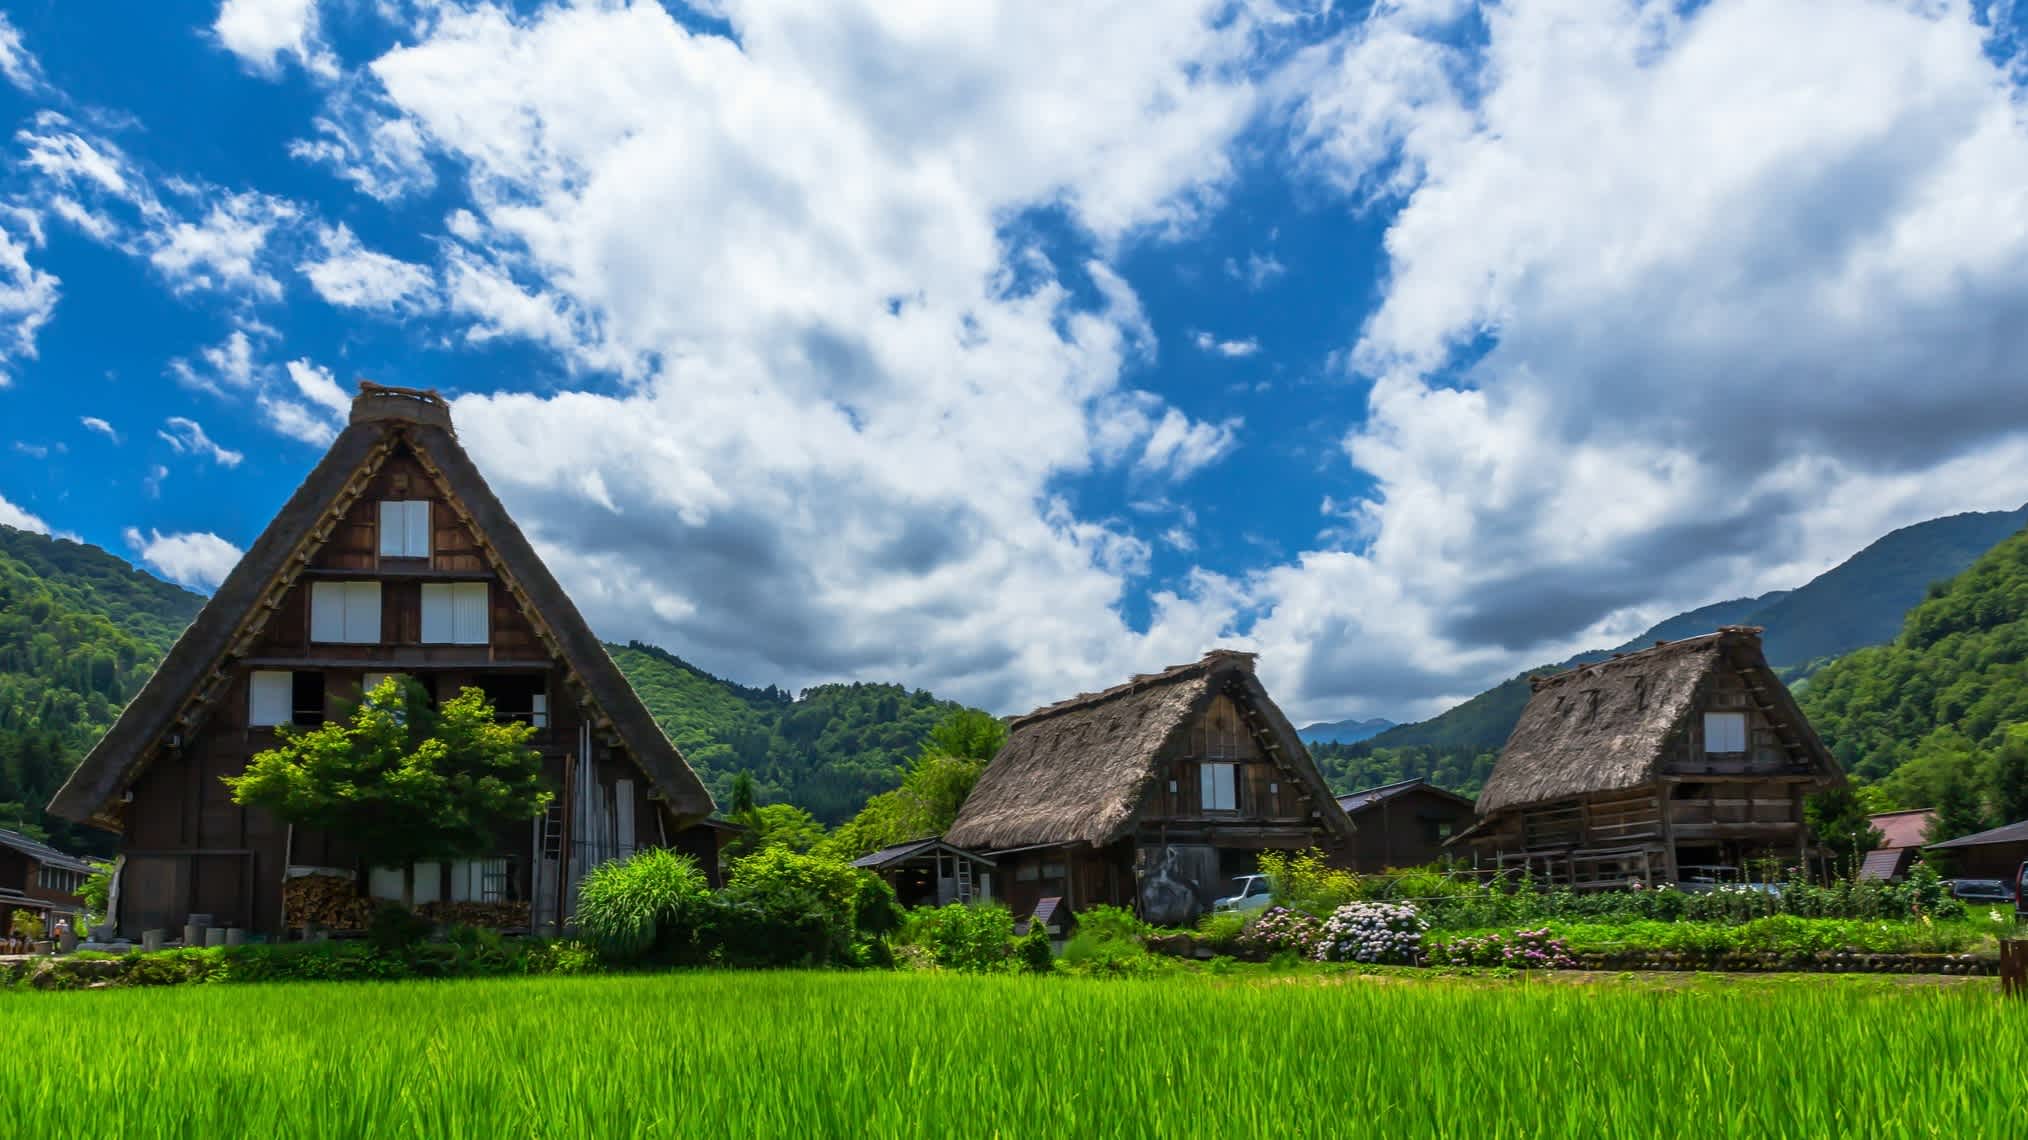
[723,801,827,862]
[225,677,550,906]
[820,709,1004,858]
[1804,787,1884,878]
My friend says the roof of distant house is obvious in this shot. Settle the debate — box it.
[0,828,95,875]
[1926,818,2028,850]
[1867,808,1936,851]
[1335,777,1475,816]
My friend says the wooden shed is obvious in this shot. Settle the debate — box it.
[850,837,994,908]
[1331,778,1477,873]
[48,383,716,938]
[946,650,1353,925]
[1458,627,1844,888]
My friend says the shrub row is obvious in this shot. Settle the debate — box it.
[1,933,599,991]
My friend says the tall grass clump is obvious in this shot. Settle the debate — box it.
[575,848,710,963]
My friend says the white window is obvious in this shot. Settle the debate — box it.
[378,500,431,559]
[310,581,381,643]
[249,671,293,727]
[421,582,490,644]
[449,859,509,903]
[1201,762,1239,812]
[1704,711,1748,753]
[529,694,548,729]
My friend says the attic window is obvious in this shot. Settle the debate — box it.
[1704,712,1747,754]
[311,581,381,644]
[421,582,490,645]
[1201,762,1239,812]
[379,500,431,560]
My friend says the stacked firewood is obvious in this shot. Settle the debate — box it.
[284,872,376,932]
[418,900,531,929]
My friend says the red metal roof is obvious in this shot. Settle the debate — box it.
[1868,809,1936,851]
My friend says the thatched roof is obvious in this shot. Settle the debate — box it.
[50,383,713,829]
[1476,627,1840,816]
[945,650,1353,851]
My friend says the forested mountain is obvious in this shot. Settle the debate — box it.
[607,641,970,823]
[0,525,205,852]
[1798,529,2028,838]
[1296,717,1395,745]
[1324,505,2028,799]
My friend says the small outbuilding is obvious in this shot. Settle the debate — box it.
[1858,808,1936,881]
[851,837,995,908]
[1924,819,2028,883]
[1332,778,1477,873]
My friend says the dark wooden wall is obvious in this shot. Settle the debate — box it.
[1336,788,1476,873]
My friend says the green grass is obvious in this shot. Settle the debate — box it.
[4,971,2021,1137]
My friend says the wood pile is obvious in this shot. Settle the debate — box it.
[418,900,531,929]
[284,872,375,932]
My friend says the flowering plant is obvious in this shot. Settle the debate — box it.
[1437,927,1576,970]
[1313,901,1427,964]
[1237,906,1322,957]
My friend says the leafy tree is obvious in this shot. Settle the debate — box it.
[1803,787,1884,875]
[1982,723,2028,826]
[723,801,826,863]
[821,710,1000,857]
[924,708,1007,762]
[225,677,550,905]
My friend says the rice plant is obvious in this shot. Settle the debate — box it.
[2,972,2019,1138]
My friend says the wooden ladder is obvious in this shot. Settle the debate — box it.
[955,859,975,904]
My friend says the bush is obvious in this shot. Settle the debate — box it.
[1258,849,1359,916]
[366,903,433,951]
[717,848,890,967]
[10,911,45,941]
[1018,917,1055,974]
[1072,905,1149,945]
[1193,910,1248,954]
[1314,902,1427,964]
[1236,907,1321,958]
[899,903,1016,972]
[576,848,711,963]
[1434,928,1576,969]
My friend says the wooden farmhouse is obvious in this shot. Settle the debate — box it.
[0,828,92,938]
[48,383,716,939]
[1331,778,1477,873]
[1457,627,1844,887]
[946,650,1354,924]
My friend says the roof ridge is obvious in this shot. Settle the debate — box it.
[1007,649,1255,728]
[1529,627,1762,691]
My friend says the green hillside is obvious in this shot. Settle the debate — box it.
[1330,506,2028,799]
[607,641,970,823]
[1798,529,2028,837]
[0,525,205,852]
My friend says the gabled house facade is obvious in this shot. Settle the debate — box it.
[946,650,1354,924]
[1331,778,1477,873]
[1459,627,1844,888]
[50,383,715,938]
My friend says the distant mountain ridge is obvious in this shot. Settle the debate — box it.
[1361,503,2028,756]
[1298,717,1396,745]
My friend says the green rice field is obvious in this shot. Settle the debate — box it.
[4,971,2020,1138]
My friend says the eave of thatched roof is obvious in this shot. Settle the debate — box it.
[945,650,1353,852]
[1475,627,1841,817]
[49,383,713,829]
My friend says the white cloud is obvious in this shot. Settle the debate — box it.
[148,191,296,299]
[123,526,243,590]
[169,328,261,395]
[1223,250,1285,289]
[0,13,46,93]
[158,416,245,467]
[0,491,48,534]
[213,0,339,80]
[328,0,1267,710]
[298,224,434,311]
[0,215,59,385]
[286,357,350,416]
[1190,329,1261,357]
[79,416,120,442]
[1222,0,2028,720]
[256,357,352,445]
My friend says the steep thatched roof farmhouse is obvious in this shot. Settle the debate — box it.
[1460,627,1843,887]
[948,650,1352,923]
[51,383,714,938]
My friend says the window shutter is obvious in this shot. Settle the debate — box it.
[1704,712,1747,753]
[405,501,431,560]
[249,671,293,726]
[379,502,406,557]
[453,582,489,644]
[1199,763,1215,813]
[343,581,381,643]
[420,583,454,643]
[310,582,346,642]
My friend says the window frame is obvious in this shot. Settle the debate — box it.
[420,581,490,645]
[1200,761,1240,812]
[248,670,294,727]
[1703,711,1749,754]
[378,500,432,560]
[310,581,382,644]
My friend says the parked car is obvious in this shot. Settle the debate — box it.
[1213,874,1273,913]
[1949,878,2018,904]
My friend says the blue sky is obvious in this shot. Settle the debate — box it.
[3,1,2027,723]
